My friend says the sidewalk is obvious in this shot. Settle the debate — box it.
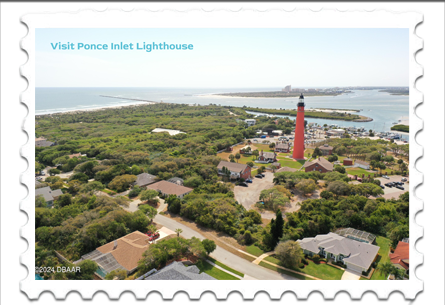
[205,259,257,280]
[252,251,275,265]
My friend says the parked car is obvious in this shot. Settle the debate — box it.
[149,232,160,241]
[357,178,362,182]
[395,185,405,190]
[255,174,263,179]
[260,135,267,139]
[401,178,408,182]
[145,231,155,237]
[382,175,390,179]
[385,183,392,187]
[245,179,253,183]
[261,173,265,177]
[380,185,385,189]
[237,182,248,187]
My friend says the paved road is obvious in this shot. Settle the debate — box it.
[153,214,298,280]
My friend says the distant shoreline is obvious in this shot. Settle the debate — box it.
[36,102,154,117]
[198,92,346,99]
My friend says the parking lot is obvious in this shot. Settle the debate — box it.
[234,172,275,212]
[376,175,409,199]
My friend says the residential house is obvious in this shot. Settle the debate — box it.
[257,150,277,163]
[35,137,55,148]
[298,232,380,273]
[389,241,409,275]
[343,158,354,166]
[167,177,184,186]
[134,173,158,188]
[276,166,297,173]
[81,231,150,276]
[303,157,333,173]
[244,119,256,127]
[147,180,193,199]
[217,161,251,180]
[319,144,333,155]
[35,186,63,206]
[270,162,281,170]
[144,262,216,280]
[355,160,370,170]
[275,142,290,153]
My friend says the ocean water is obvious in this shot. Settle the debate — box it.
[35,87,409,133]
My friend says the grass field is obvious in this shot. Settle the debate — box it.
[346,167,375,176]
[245,245,264,256]
[196,260,240,280]
[264,255,344,280]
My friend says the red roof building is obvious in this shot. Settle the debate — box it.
[389,241,409,273]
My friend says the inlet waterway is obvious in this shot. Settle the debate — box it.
[36,87,408,133]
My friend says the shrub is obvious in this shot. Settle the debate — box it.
[128,185,142,198]
[301,258,308,265]
[312,254,320,263]
[298,263,305,269]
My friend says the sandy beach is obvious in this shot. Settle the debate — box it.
[36,102,156,117]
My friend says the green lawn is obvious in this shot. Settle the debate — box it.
[207,257,244,278]
[245,245,264,256]
[258,261,313,280]
[196,260,240,280]
[275,157,305,169]
[346,167,375,176]
[264,255,344,280]
[367,236,391,280]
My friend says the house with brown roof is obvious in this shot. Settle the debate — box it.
[147,180,193,199]
[304,157,333,173]
[276,166,297,173]
[355,160,370,170]
[68,153,82,159]
[81,231,149,275]
[217,161,251,180]
[319,144,333,155]
[390,241,409,274]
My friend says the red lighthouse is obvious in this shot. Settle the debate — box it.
[292,93,305,160]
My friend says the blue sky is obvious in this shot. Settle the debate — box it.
[36,28,409,87]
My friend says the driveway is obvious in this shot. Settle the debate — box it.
[341,270,361,280]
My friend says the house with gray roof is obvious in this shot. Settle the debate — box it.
[134,173,158,187]
[35,186,63,206]
[144,261,216,280]
[297,232,380,273]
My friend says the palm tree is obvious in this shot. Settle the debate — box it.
[175,228,183,237]
[235,153,241,163]
[377,262,395,278]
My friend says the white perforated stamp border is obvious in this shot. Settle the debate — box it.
[20,7,423,300]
